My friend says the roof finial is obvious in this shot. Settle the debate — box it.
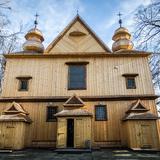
[34,13,39,28]
[76,5,79,16]
[117,12,122,27]
[77,9,79,15]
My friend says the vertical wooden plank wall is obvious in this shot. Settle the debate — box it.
[0,122,27,150]
[0,99,158,148]
[2,57,154,97]
[125,121,159,149]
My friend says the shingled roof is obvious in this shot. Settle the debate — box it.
[54,109,92,117]
[126,99,149,114]
[0,102,32,123]
[63,94,85,107]
[4,101,29,114]
[123,112,158,121]
[0,113,32,123]
[123,99,158,121]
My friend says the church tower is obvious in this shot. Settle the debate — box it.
[112,13,133,52]
[23,14,44,53]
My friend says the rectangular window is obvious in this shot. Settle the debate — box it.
[19,79,29,91]
[46,106,57,122]
[68,65,86,90]
[95,105,107,121]
[16,76,32,91]
[122,74,138,89]
[126,77,136,89]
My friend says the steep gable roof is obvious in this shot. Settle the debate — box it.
[123,99,158,121]
[126,99,149,114]
[0,102,32,123]
[4,101,28,114]
[45,15,111,54]
[63,94,85,107]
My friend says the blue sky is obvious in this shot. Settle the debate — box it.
[6,0,152,50]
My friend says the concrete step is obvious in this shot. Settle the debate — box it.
[55,148,92,154]
[0,149,12,153]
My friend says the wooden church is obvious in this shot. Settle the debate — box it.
[0,14,159,150]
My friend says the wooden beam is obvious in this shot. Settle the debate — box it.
[122,73,139,77]
[4,52,150,59]
[0,95,158,102]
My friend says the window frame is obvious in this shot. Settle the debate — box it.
[19,79,29,91]
[122,73,138,89]
[67,63,87,90]
[95,105,107,121]
[46,106,58,122]
[125,76,136,89]
[16,76,32,92]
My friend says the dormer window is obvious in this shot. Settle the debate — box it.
[122,74,138,89]
[16,76,32,91]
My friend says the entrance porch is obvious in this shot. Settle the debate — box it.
[54,94,92,149]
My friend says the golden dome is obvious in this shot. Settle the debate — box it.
[23,27,44,53]
[112,27,133,52]
[25,28,44,42]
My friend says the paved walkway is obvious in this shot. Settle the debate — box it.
[0,149,160,160]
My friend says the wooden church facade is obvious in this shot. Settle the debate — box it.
[0,15,159,150]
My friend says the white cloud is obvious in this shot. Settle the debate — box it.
[7,0,84,50]
[39,0,84,47]
[119,0,152,28]
[6,0,153,51]
[121,0,151,12]
[106,0,152,29]
[98,0,152,50]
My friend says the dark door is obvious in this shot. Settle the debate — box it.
[67,119,74,147]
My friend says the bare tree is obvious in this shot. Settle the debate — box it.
[134,1,160,50]
[134,0,160,106]
[0,0,23,91]
[0,0,22,54]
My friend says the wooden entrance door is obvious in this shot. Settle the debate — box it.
[67,119,74,148]
[140,124,152,148]
[0,123,15,149]
[56,117,92,149]
[57,118,67,148]
[4,124,15,149]
[75,117,92,148]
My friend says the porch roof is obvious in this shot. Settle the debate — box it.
[0,113,32,123]
[54,109,92,117]
[122,112,158,121]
